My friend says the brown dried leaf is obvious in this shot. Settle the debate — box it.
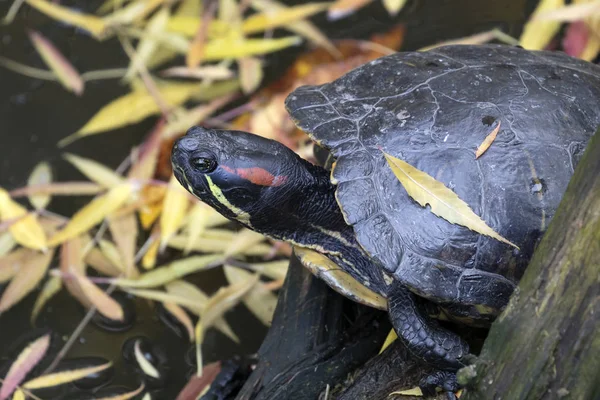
[186,2,215,68]
[27,161,52,210]
[0,334,50,400]
[23,361,112,389]
[60,236,90,308]
[0,188,47,251]
[475,120,501,159]
[0,248,55,313]
[73,272,124,321]
[239,57,263,94]
[28,30,84,95]
[383,152,518,248]
[30,275,62,324]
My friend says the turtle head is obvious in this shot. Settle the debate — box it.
[171,126,326,229]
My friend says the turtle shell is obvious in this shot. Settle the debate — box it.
[285,44,600,314]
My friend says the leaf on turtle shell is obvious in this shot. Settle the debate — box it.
[519,0,565,50]
[27,162,52,210]
[383,152,518,249]
[22,361,112,389]
[475,120,501,159]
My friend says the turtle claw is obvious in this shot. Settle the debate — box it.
[419,370,460,398]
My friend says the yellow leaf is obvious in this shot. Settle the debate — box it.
[94,383,145,400]
[239,57,263,94]
[531,0,600,22]
[475,120,501,159]
[225,228,267,257]
[163,302,195,342]
[0,248,27,283]
[28,30,84,95]
[48,183,134,247]
[85,246,122,277]
[0,334,50,400]
[182,203,211,254]
[0,248,55,313]
[160,175,190,246]
[168,233,272,255]
[162,95,236,139]
[141,235,160,270]
[127,121,163,181]
[242,2,331,33]
[25,0,107,39]
[27,162,52,210]
[107,212,138,277]
[134,339,160,378]
[11,389,25,400]
[63,153,124,188]
[98,239,126,272]
[103,0,164,25]
[419,29,519,52]
[0,232,17,258]
[115,254,222,288]
[202,36,302,61]
[379,329,397,354]
[160,65,234,80]
[327,0,373,20]
[60,82,204,145]
[223,266,277,326]
[244,259,289,280]
[382,0,407,16]
[126,288,202,311]
[389,386,424,396]
[10,182,103,198]
[74,272,124,321]
[23,361,113,389]
[124,7,170,81]
[383,152,518,248]
[0,188,47,251]
[520,0,565,49]
[31,275,62,324]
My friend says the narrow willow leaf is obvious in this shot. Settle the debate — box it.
[164,302,195,342]
[48,182,134,247]
[24,0,107,39]
[98,239,126,272]
[0,188,47,251]
[126,288,202,311]
[124,7,170,81]
[182,203,211,254]
[60,82,204,145]
[160,175,190,246]
[383,152,518,248]
[63,153,124,188]
[103,0,164,24]
[23,361,112,389]
[141,234,160,270]
[168,234,272,255]
[379,329,397,354]
[532,0,600,22]
[127,120,163,181]
[31,275,62,324]
[223,266,277,326]
[10,182,103,197]
[0,248,55,313]
[245,259,288,280]
[94,383,145,400]
[239,57,263,94]
[202,36,302,61]
[389,387,424,396]
[60,237,91,309]
[85,247,122,277]
[186,2,214,69]
[107,212,138,277]
[475,120,501,159]
[382,0,407,15]
[160,66,233,80]
[165,16,229,37]
[27,162,52,210]
[242,2,331,33]
[162,95,236,139]
[115,254,222,288]
[419,29,519,52]
[0,232,17,257]
[327,0,373,20]
[0,248,28,283]
[134,339,160,378]
[0,334,50,400]
[28,30,84,95]
[11,389,25,400]
[74,272,124,321]
[225,228,267,257]
[519,0,565,50]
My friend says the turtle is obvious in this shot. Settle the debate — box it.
[170,44,600,396]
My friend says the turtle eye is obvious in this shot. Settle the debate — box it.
[191,154,217,173]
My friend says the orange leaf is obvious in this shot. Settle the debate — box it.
[475,120,501,159]
[28,30,84,95]
[0,334,51,400]
[73,272,124,321]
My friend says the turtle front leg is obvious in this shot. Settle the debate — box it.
[388,281,469,397]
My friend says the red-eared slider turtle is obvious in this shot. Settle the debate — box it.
[171,44,600,396]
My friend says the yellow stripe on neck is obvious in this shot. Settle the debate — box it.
[205,175,252,226]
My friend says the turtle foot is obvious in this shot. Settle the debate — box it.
[419,370,460,399]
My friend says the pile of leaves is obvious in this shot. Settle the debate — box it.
[0,0,598,398]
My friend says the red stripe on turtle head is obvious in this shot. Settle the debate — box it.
[221,165,287,187]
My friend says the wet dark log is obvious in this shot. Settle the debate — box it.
[460,129,600,399]
[235,255,391,400]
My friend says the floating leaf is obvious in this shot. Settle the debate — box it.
[223,266,277,326]
[239,57,263,94]
[48,182,134,247]
[175,362,221,400]
[60,82,205,145]
[203,36,302,61]
[134,339,160,378]
[244,259,288,281]
[0,188,47,251]
[182,203,211,254]
[160,175,190,247]
[225,228,267,257]
[0,248,55,313]
[389,387,424,396]
[379,329,397,354]
[0,232,17,257]
[127,120,164,181]
[163,95,236,139]
[73,272,124,321]
[24,0,107,39]
[95,383,145,400]
[475,120,501,159]
[115,254,222,288]
[28,30,84,95]
[85,246,122,277]
[31,275,62,324]
[141,232,160,270]
[10,182,103,198]
[126,288,201,311]
[243,2,331,33]
[327,0,373,20]
[98,239,126,272]
[520,0,565,49]
[532,0,600,22]
[382,0,407,16]
[0,248,28,283]
[161,65,234,80]
[60,237,90,308]
[63,153,124,188]
[419,29,519,52]
[186,2,215,68]
[107,212,138,278]
[0,334,50,400]
[27,162,52,210]
[383,152,518,248]
[168,233,272,255]
[11,389,25,400]
[23,361,112,389]
[164,302,195,342]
